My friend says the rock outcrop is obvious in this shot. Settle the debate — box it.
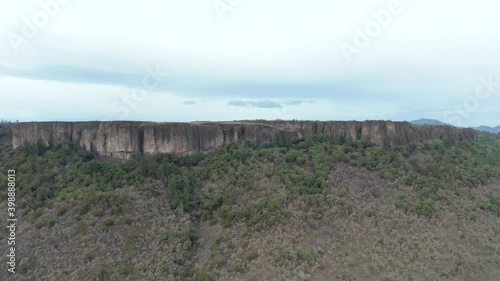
[8,121,477,158]
[0,123,13,148]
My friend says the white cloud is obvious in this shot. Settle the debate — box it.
[0,0,498,125]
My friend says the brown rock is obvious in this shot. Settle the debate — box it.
[9,121,477,158]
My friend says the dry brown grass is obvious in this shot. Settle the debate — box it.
[1,158,499,281]
[190,164,500,281]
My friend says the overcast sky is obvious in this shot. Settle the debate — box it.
[0,0,499,127]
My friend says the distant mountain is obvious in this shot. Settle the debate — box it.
[474,125,500,133]
[411,118,448,126]
[410,119,500,133]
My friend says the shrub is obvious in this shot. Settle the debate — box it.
[56,204,68,216]
[416,198,437,218]
[19,259,31,273]
[297,249,315,264]
[102,219,115,232]
[211,255,228,269]
[275,246,292,264]
[90,207,105,217]
[489,198,500,216]
[246,249,258,261]
[195,270,215,281]
[77,221,88,234]
[364,209,377,218]
[123,215,133,225]
[84,250,95,262]
[395,196,411,213]
[232,264,247,273]
[92,260,111,281]
[34,219,46,229]
[160,264,170,277]
[285,150,304,163]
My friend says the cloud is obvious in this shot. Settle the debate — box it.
[285,100,303,106]
[228,100,283,109]
[2,76,498,127]
[1,0,499,126]
[227,99,310,109]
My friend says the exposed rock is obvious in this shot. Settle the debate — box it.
[9,121,477,158]
[0,123,13,148]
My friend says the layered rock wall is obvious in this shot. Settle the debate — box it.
[8,121,477,158]
[0,123,13,148]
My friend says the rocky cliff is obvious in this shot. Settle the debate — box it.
[8,121,477,158]
[0,123,13,148]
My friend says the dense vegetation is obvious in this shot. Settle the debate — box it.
[2,133,499,221]
[0,132,499,280]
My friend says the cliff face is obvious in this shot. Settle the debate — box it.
[264,121,477,146]
[9,121,477,158]
[0,123,13,148]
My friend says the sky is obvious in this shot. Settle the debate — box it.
[0,0,499,127]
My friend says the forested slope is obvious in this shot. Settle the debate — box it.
[1,133,499,280]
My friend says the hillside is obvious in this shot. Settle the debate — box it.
[1,131,500,280]
[475,125,500,133]
[410,118,448,126]
[409,119,500,134]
